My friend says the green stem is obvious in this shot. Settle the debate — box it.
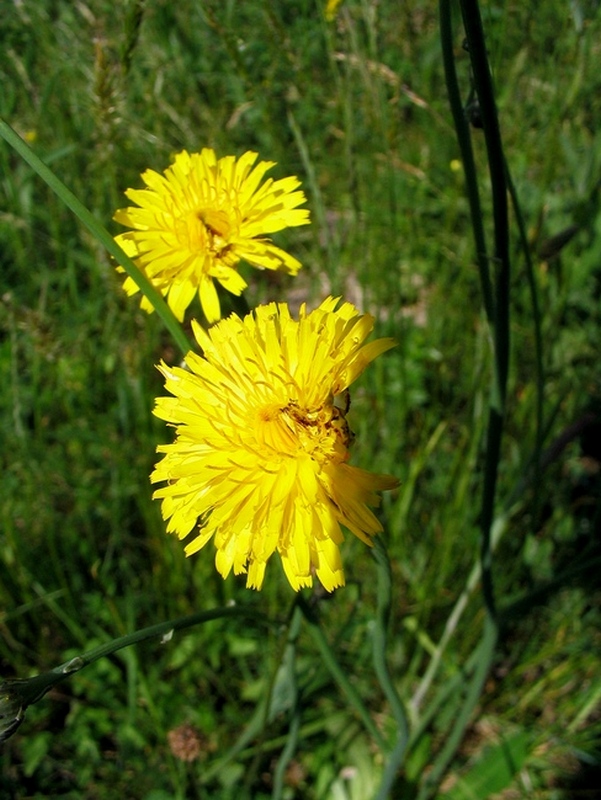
[0,605,258,742]
[460,3,510,398]
[287,109,333,265]
[479,408,503,617]
[200,692,270,785]
[410,513,506,716]
[372,537,410,799]
[439,0,494,326]
[410,398,572,715]
[272,604,303,800]
[273,706,301,796]
[504,164,545,530]
[201,601,299,786]
[297,594,387,751]
[409,637,487,751]
[460,0,511,621]
[0,118,191,356]
[416,4,510,794]
[416,617,498,800]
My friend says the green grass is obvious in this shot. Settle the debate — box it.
[1,0,601,797]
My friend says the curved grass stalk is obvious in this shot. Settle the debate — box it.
[437,0,508,666]
[416,617,498,800]
[410,511,508,715]
[440,0,510,624]
[0,118,191,356]
[372,537,410,799]
[439,0,494,326]
[413,1,511,795]
[272,705,302,799]
[272,605,303,799]
[460,0,511,622]
[0,605,261,743]
[200,600,299,787]
[504,164,545,528]
[297,594,387,751]
[411,396,575,715]
[409,636,488,751]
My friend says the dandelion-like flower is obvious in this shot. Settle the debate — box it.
[114,149,310,323]
[151,297,398,591]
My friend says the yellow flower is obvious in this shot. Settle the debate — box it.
[151,297,398,591]
[325,0,344,21]
[114,149,310,323]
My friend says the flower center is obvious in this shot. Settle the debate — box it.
[178,208,236,263]
[255,400,352,465]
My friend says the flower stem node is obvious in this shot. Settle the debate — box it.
[151,297,398,591]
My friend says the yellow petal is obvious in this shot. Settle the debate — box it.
[113,148,310,321]
[150,298,397,591]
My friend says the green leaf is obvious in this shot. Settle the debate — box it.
[440,729,532,800]
[22,731,51,778]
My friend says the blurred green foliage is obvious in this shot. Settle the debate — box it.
[1,0,600,797]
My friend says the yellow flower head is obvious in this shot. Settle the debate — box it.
[151,297,398,591]
[114,149,310,323]
[325,0,344,21]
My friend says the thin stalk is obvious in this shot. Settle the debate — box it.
[479,408,503,617]
[416,617,498,800]
[409,638,488,751]
[411,397,577,713]
[372,537,410,799]
[505,163,545,529]
[460,0,511,621]
[0,605,261,743]
[372,538,409,739]
[272,604,303,800]
[201,600,299,787]
[0,118,191,356]
[272,705,302,799]
[297,594,387,751]
[439,0,494,326]
[460,2,510,409]
[410,512,507,715]
[287,109,333,266]
[415,3,510,793]
[199,693,270,785]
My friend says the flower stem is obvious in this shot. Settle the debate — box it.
[372,537,410,798]
[439,0,494,326]
[297,594,387,751]
[272,604,303,800]
[0,605,257,742]
[416,616,498,800]
[460,0,511,623]
[440,0,511,619]
[416,2,511,795]
[505,164,545,529]
[0,118,191,356]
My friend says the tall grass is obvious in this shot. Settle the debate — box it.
[1,1,601,797]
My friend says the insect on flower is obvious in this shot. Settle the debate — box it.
[151,297,398,591]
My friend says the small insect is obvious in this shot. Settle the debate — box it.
[331,389,355,448]
[335,388,351,416]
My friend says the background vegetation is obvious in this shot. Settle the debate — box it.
[1,0,600,797]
